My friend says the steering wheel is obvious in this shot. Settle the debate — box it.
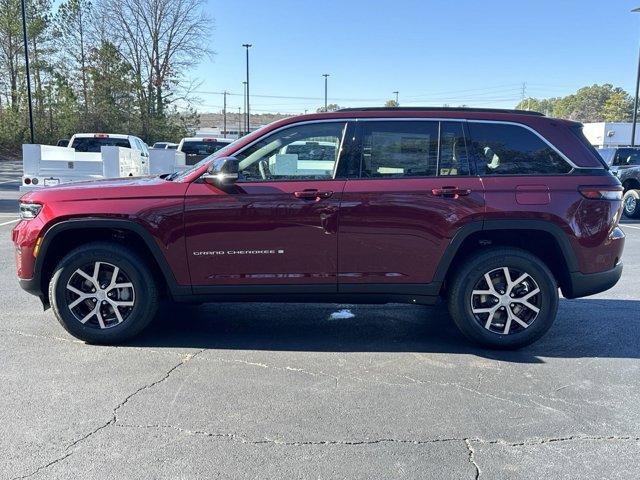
[258,159,271,179]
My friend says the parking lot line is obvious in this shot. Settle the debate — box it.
[0,219,19,227]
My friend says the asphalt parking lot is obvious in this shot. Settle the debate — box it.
[1,161,639,479]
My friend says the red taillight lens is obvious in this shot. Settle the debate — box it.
[24,178,31,185]
[578,186,623,200]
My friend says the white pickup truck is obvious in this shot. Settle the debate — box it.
[21,133,150,191]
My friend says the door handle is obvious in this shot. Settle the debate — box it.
[431,187,472,198]
[294,189,333,200]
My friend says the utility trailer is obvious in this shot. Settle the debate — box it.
[21,133,150,191]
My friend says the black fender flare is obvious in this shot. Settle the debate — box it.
[34,218,190,298]
[432,219,579,284]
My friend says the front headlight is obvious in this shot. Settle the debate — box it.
[19,202,42,220]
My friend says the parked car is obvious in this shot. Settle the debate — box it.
[177,137,234,165]
[152,142,178,150]
[598,147,640,218]
[13,107,624,348]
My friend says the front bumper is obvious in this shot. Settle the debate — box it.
[563,262,623,299]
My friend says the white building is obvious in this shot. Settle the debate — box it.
[582,122,640,148]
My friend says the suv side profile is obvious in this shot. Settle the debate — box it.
[12,108,625,349]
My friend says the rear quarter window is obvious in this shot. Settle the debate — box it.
[468,122,572,175]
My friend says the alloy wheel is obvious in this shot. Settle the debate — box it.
[470,266,541,335]
[65,261,135,329]
[624,195,637,215]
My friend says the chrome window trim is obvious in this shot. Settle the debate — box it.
[198,116,584,181]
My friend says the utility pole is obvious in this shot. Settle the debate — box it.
[393,90,399,106]
[21,0,35,143]
[521,82,527,110]
[238,107,242,137]
[222,91,228,138]
[323,74,330,111]
[242,44,252,133]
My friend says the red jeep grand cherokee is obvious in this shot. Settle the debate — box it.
[12,108,625,348]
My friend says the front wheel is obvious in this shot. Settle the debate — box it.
[622,189,640,218]
[447,248,558,349]
[49,242,159,344]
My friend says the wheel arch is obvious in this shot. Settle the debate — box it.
[434,220,578,297]
[35,219,189,305]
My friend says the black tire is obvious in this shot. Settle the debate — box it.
[447,247,558,349]
[49,242,159,344]
[622,189,640,218]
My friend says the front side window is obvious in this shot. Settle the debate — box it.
[236,122,345,181]
[360,121,438,178]
[468,122,571,175]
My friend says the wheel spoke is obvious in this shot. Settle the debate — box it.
[472,306,496,314]
[511,273,528,288]
[111,300,134,307]
[108,266,120,289]
[519,300,540,314]
[68,296,88,309]
[108,282,133,291]
[484,310,496,329]
[75,269,95,285]
[511,313,530,329]
[502,267,512,287]
[96,309,106,329]
[111,305,124,324]
[483,273,496,293]
[80,306,97,324]
[472,289,496,297]
[503,312,513,334]
[92,262,101,281]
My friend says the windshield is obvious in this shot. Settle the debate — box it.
[181,140,229,155]
[72,137,130,152]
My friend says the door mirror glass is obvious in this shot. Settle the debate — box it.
[202,156,239,185]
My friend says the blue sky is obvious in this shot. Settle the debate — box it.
[191,0,640,114]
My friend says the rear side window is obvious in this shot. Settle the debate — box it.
[360,121,438,177]
[468,123,571,175]
[181,141,227,155]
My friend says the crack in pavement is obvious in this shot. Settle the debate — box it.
[465,439,481,480]
[10,349,205,480]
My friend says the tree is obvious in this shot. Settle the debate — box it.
[515,84,633,122]
[384,99,399,108]
[54,0,94,115]
[0,0,22,112]
[99,0,212,139]
[316,103,341,113]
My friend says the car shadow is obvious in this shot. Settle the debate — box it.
[126,298,640,363]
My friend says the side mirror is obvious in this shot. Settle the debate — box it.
[202,156,239,185]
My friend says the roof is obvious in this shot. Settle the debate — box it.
[337,107,544,116]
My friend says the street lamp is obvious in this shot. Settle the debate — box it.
[393,91,399,106]
[632,8,640,147]
[20,0,34,143]
[242,81,247,136]
[242,44,252,133]
[322,74,330,111]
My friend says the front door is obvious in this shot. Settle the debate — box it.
[338,120,485,293]
[184,121,350,291]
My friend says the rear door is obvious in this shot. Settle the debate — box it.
[337,120,485,294]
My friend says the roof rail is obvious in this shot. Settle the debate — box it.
[336,107,545,116]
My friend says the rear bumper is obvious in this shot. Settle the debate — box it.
[563,262,623,299]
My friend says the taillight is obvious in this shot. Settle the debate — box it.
[24,178,31,185]
[578,186,623,200]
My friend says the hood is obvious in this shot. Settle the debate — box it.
[20,175,188,203]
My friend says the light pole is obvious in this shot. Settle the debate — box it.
[222,91,228,138]
[242,81,247,135]
[322,74,330,111]
[242,44,252,133]
[632,8,640,146]
[21,0,34,143]
[393,91,399,106]
[238,107,242,137]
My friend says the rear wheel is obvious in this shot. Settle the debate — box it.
[622,189,640,218]
[49,242,158,344]
[447,248,558,349]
